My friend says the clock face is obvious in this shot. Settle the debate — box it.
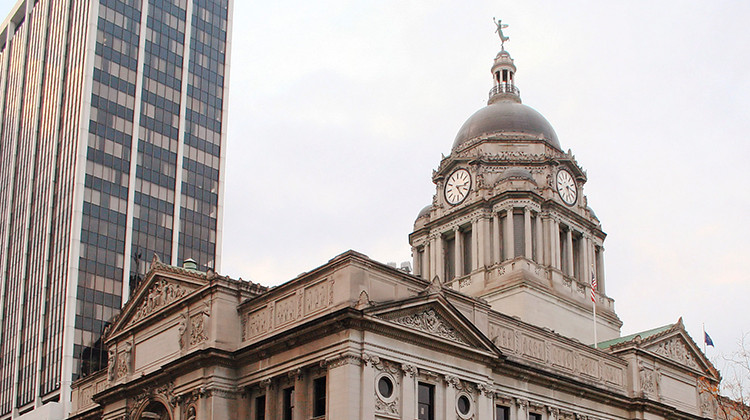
[444,169,471,205]
[556,169,577,206]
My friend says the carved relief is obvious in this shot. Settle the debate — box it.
[190,313,208,346]
[401,363,417,377]
[639,363,655,396]
[375,396,400,415]
[178,313,187,349]
[304,281,330,315]
[274,294,298,327]
[578,355,598,378]
[107,348,117,381]
[390,309,467,344]
[521,335,545,362]
[116,341,132,379]
[130,279,188,325]
[549,344,575,371]
[601,362,624,386]
[489,324,516,351]
[650,338,700,369]
[244,306,271,341]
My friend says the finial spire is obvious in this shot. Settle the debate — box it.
[493,17,509,50]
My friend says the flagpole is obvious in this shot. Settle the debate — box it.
[702,323,706,354]
[593,298,598,348]
[591,264,598,349]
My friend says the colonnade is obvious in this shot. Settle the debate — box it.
[413,204,605,294]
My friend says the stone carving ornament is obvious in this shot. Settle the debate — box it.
[650,338,699,369]
[130,279,187,325]
[391,309,467,345]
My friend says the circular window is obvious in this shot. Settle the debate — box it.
[456,393,473,419]
[377,376,394,399]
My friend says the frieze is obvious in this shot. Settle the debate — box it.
[578,355,598,378]
[243,306,271,341]
[304,280,330,315]
[601,362,624,386]
[390,309,468,345]
[274,293,298,327]
[116,341,132,380]
[649,338,700,369]
[520,335,546,362]
[548,344,575,371]
[129,279,188,325]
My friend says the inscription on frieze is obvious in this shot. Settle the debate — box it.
[304,281,329,315]
[489,324,516,351]
[275,294,298,327]
[578,355,598,378]
[549,344,575,371]
[521,335,545,362]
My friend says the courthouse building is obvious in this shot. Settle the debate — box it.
[68,43,722,419]
[0,0,231,418]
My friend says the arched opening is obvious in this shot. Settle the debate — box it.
[139,401,171,420]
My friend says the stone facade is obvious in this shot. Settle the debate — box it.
[68,40,727,420]
[69,251,721,420]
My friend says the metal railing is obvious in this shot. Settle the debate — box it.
[488,83,520,98]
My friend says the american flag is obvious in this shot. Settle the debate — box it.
[590,268,597,302]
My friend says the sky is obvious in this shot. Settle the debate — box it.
[1,0,748,376]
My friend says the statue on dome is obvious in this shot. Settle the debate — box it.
[493,17,509,49]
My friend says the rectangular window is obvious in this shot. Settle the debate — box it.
[496,405,510,420]
[312,376,326,417]
[461,229,472,276]
[255,395,265,420]
[418,382,434,420]
[282,387,294,420]
[513,210,525,258]
[417,247,425,278]
[444,234,455,280]
[529,413,542,420]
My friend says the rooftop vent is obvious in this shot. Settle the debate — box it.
[183,258,198,270]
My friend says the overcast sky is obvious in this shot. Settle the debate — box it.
[1,0,747,373]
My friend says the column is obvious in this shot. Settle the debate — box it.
[493,213,501,264]
[471,219,479,270]
[549,219,560,269]
[504,210,514,259]
[425,241,432,280]
[524,208,532,259]
[436,234,445,282]
[476,385,494,419]
[597,246,606,294]
[565,229,574,276]
[360,357,376,418]
[401,364,417,419]
[586,236,594,283]
[454,226,462,277]
[516,398,528,420]
[443,377,457,419]
[328,357,362,418]
[535,214,544,264]
[478,217,488,268]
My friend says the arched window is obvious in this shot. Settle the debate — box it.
[139,401,170,420]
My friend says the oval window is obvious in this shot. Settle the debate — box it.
[457,394,471,415]
[377,376,394,399]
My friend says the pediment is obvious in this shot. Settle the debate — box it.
[636,322,718,379]
[107,261,207,340]
[368,296,499,355]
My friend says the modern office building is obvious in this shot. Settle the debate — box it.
[0,0,231,417]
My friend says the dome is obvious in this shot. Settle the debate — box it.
[452,100,561,151]
[416,205,432,219]
[499,167,534,181]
